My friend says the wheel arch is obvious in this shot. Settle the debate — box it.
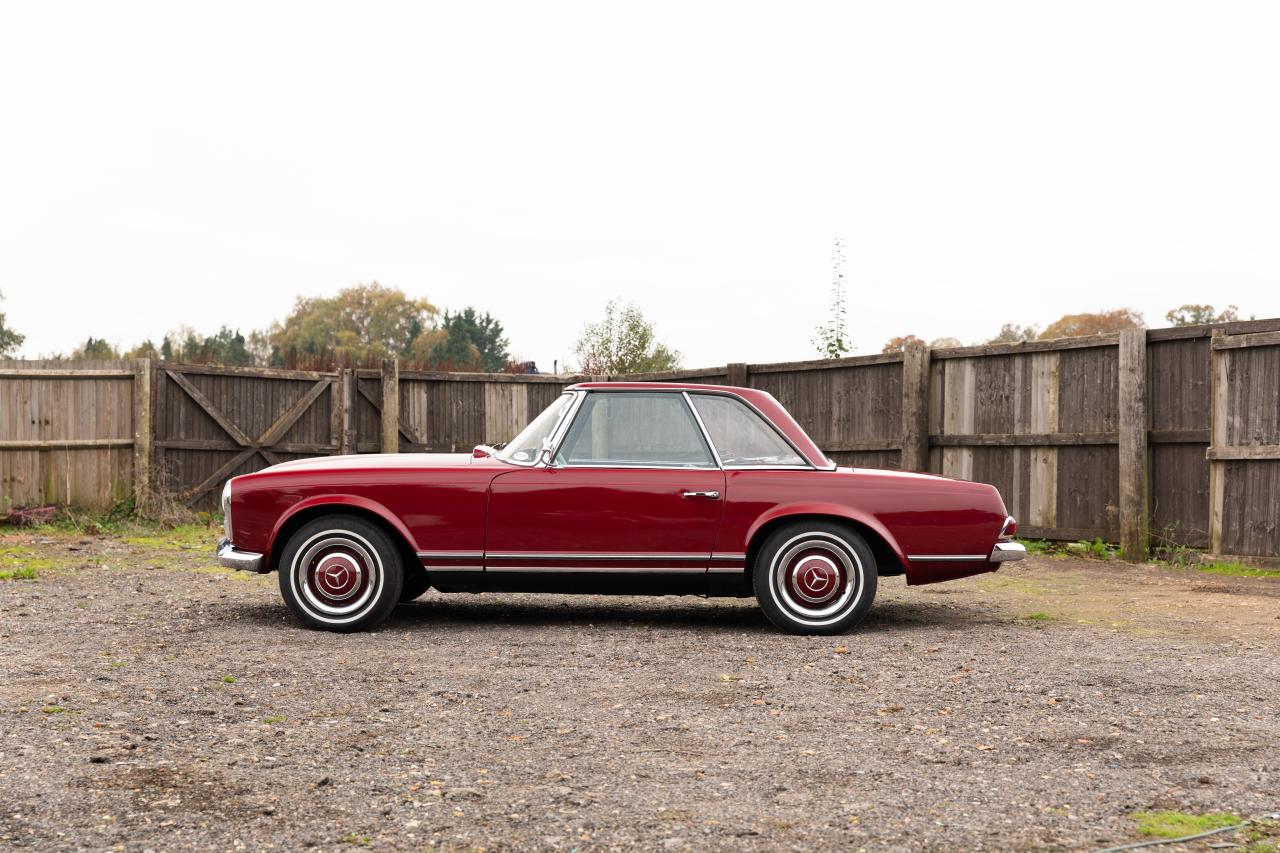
[744,507,908,580]
[267,495,420,575]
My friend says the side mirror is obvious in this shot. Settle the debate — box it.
[538,437,556,467]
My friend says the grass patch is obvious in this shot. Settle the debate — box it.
[1067,538,1119,560]
[1195,561,1280,579]
[1022,611,1052,622]
[263,715,287,725]
[0,565,38,581]
[1132,810,1240,839]
[1018,538,1054,554]
[222,676,236,683]
[41,705,68,714]
[120,523,218,550]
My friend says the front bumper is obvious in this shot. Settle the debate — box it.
[217,538,267,573]
[989,541,1027,562]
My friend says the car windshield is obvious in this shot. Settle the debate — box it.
[498,392,576,464]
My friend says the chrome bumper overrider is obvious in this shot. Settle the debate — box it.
[217,538,267,573]
[989,541,1027,562]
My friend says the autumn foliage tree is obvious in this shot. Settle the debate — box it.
[1039,308,1144,340]
[265,282,444,368]
[881,335,925,354]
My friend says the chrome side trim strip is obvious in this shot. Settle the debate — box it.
[488,565,708,574]
[906,554,989,562]
[707,565,746,574]
[485,552,712,561]
[424,565,484,572]
[710,553,746,560]
[417,550,484,559]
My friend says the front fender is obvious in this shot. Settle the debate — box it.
[268,494,420,559]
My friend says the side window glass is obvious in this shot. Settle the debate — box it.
[557,393,714,467]
[689,394,807,467]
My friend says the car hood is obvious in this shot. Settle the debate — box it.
[260,453,484,474]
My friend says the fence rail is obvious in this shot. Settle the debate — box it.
[3,318,1279,563]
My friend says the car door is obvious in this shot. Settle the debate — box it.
[485,391,726,573]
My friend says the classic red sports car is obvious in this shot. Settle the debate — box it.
[217,382,1024,634]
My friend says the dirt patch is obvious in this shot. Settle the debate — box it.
[1,529,1278,850]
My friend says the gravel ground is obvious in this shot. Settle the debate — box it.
[2,528,1279,852]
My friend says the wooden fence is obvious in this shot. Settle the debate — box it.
[3,318,1279,563]
[0,359,149,510]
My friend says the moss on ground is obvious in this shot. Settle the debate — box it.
[1132,810,1240,838]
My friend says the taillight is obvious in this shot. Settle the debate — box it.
[999,516,1017,539]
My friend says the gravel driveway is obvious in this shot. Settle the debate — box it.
[2,528,1278,851]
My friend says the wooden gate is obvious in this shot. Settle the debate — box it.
[1207,329,1280,562]
[153,365,343,510]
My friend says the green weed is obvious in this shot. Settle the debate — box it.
[263,715,287,724]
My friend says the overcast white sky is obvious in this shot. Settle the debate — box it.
[2,2,1278,369]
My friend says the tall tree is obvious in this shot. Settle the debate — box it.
[431,308,510,372]
[986,323,1039,344]
[813,237,852,358]
[266,282,440,366]
[0,290,24,357]
[1039,309,1144,340]
[1165,304,1240,326]
[72,337,119,359]
[574,300,681,374]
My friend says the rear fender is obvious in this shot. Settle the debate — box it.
[744,502,910,573]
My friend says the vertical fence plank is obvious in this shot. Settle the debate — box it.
[1118,330,1148,560]
[900,342,930,472]
[726,363,749,388]
[381,359,400,454]
[1028,352,1059,531]
[1208,330,1228,554]
[941,358,975,480]
[340,369,357,454]
[133,359,152,513]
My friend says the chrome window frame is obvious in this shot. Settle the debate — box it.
[548,389,721,471]
[498,390,583,468]
[685,390,822,471]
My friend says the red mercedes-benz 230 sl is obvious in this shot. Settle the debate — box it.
[217,382,1024,634]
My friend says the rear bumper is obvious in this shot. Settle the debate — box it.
[989,541,1026,562]
[217,538,267,573]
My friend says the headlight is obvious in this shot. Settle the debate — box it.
[221,479,233,541]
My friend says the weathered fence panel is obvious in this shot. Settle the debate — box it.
[153,364,342,510]
[1208,329,1280,563]
[0,360,139,510]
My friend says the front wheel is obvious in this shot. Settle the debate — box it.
[753,521,877,635]
[278,515,403,632]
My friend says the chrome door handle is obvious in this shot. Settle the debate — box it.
[681,490,721,499]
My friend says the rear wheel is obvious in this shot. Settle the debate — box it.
[753,521,877,635]
[277,515,403,632]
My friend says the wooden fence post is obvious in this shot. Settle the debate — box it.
[900,341,930,472]
[1118,329,1148,561]
[1207,329,1227,555]
[380,358,400,454]
[340,368,357,454]
[133,358,153,514]
[726,363,749,388]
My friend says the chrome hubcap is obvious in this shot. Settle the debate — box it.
[771,533,862,626]
[293,532,382,621]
